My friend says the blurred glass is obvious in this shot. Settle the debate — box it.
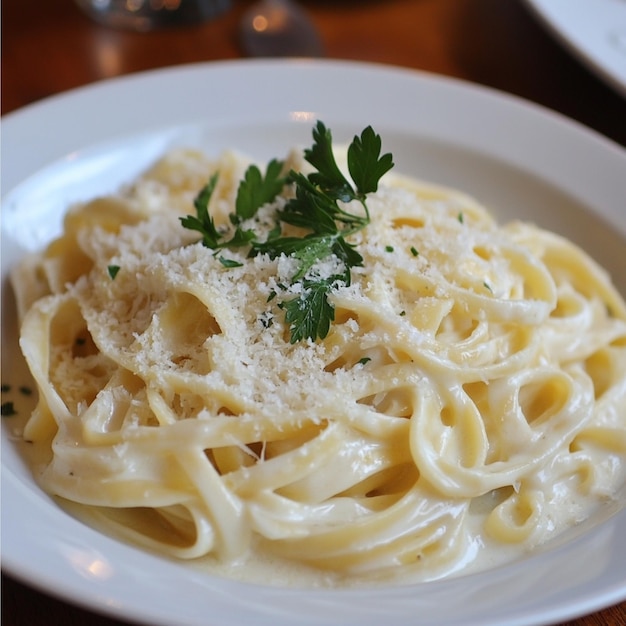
[75,0,231,31]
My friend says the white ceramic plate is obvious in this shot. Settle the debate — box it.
[524,0,626,97]
[2,59,626,626]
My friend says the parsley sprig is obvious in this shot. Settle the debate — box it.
[180,121,394,343]
[180,172,264,251]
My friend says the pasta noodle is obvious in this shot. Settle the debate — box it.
[12,138,626,586]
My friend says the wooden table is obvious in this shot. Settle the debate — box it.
[2,1,625,624]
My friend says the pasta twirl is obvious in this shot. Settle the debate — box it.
[12,143,626,586]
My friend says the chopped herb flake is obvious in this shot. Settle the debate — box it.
[218,256,244,268]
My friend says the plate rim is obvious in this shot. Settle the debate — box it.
[2,57,626,626]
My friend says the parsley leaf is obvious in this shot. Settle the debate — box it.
[282,279,337,343]
[331,237,363,271]
[279,173,342,234]
[180,173,222,248]
[303,121,393,204]
[226,226,257,249]
[291,236,338,281]
[235,159,286,220]
[304,121,355,203]
[181,173,257,251]
[348,125,394,196]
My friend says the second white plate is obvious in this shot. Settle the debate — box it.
[525,0,626,97]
